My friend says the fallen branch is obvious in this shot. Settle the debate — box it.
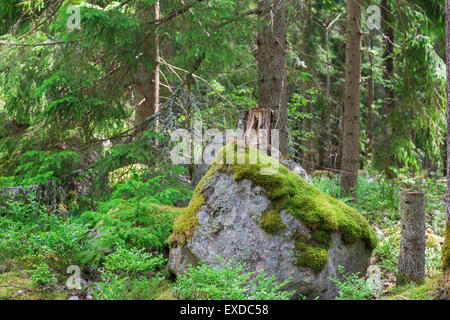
[96,52,206,144]
[213,8,263,28]
[428,285,450,299]
[159,57,236,108]
[0,284,33,293]
[145,0,205,32]
[0,39,68,47]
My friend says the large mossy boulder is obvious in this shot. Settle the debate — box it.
[168,142,377,299]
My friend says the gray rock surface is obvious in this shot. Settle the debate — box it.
[279,158,312,184]
[169,171,373,299]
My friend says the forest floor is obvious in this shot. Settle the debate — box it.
[0,171,447,300]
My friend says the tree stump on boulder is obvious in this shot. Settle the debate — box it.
[192,108,311,187]
[238,108,273,155]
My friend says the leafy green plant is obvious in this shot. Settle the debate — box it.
[311,176,349,201]
[312,175,401,215]
[0,193,89,269]
[93,244,168,300]
[172,257,294,300]
[374,233,400,273]
[93,273,167,300]
[93,273,129,300]
[29,216,90,269]
[425,247,442,275]
[14,150,80,186]
[330,265,375,300]
[357,176,400,214]
[4,192,46,226]
[25,262,56,289]
[103,242,167,278]
[0,220,34,260]
[80,173,182,267]
[0,193,50,261]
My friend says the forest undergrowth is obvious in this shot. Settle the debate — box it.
[0,165,446,300]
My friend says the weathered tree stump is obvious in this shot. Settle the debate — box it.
[238,108,274,155]
[192,108,274,188]
[397,191,425,286]
[238,108,312,184]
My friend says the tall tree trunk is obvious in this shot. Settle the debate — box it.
[379,0,395,177]
[255,0,289,155]
[301,0,315,172]
[319,111,327,170]
[341,0,362,198]
[303,101,314,173]
[442,0,450,295]
[366,39,375,164]
[324,13,340,172]
[325,14,333,171]
[135,0,160,126]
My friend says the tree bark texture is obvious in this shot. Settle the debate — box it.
[135,0,160,126]
[442,0,450,292]
[255,0,289,155]
[378,0,395,178]
[397,192,425,286]
[301,1,315,173]
[341,0,362,198]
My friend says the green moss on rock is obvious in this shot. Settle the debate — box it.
[259,209,286,234]
[310,230,333,247]
[172,163,222,246]
[222,143,376,244]
[295,239,329,273]
[171,142,377,273]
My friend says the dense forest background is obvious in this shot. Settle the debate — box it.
[0,0,449,300]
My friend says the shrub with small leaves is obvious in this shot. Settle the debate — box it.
[103,242,167,278]
[93,243,168,300]
[172,257,294,300]
[80,174,183,267]
[93,272,167,300]
[330,265,375,300]
[374,233,400,273]
[25,262,56,289]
